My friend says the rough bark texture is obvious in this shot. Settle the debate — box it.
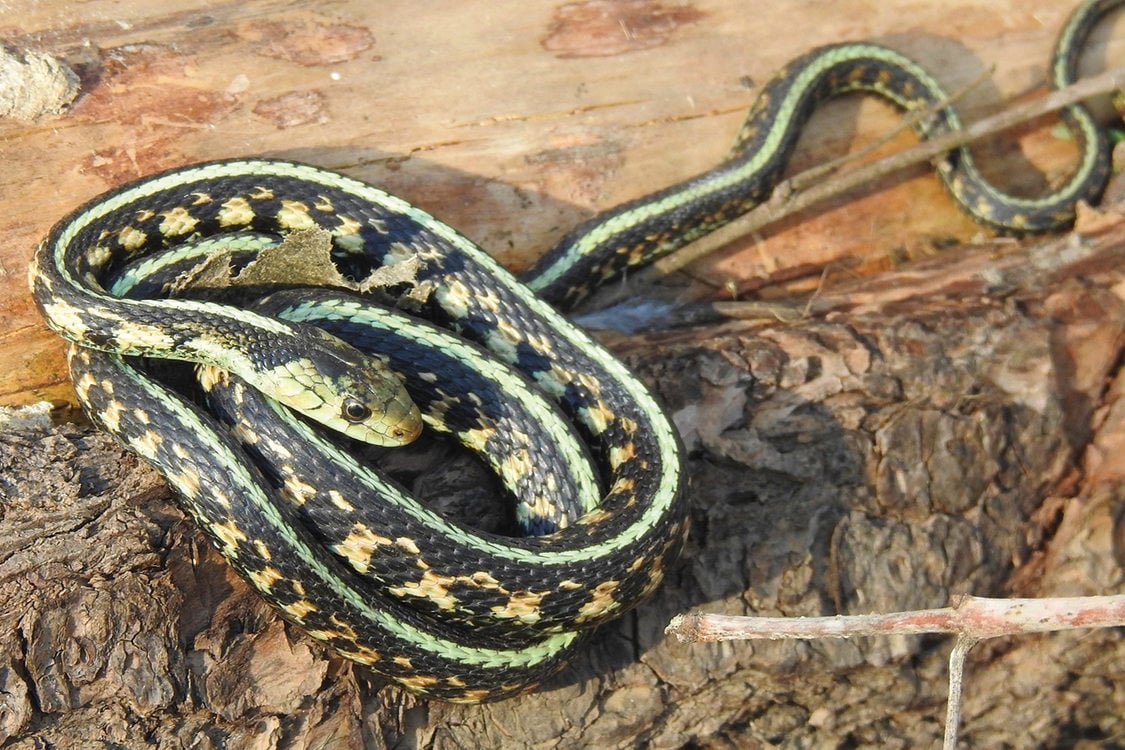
[3,206,1125,747]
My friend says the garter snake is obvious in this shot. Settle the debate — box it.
[28,0,1119,701]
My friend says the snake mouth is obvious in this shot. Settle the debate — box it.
[392,411,425,443]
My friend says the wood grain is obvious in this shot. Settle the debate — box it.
[1,0,1122,408]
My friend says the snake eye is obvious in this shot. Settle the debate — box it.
[341,397,372,424]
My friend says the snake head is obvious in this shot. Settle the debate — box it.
[254,323,423,447]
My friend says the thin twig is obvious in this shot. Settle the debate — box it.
[666,595,1125,747]
[944,636,978,750]
[665,594,1125,642]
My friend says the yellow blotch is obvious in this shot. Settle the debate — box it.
[41,300,90,337]
[335,213,361,235]
[100,399,125,432]
[455,688,492,703]
[264,439,294,463]
[117,226,148,250]
[485,319,522,360]
[459,425,497,452]
[217,196,255,227]
[579,401,616,434]
[393,655,413,668]
[328,489,355,511]
[333,215,365,253]
[522,330,556,356]
[573,371,598,391]
[390,568,515,612]
[116,322,175,351]
[424,394,455,422]
[281,475,317,506]
[388,570,458,610]
[168,468,202,499]
[490,590,545,624]
[440,279,472,318]
[334,524,394,574]
[473,286,502,313]
[398,674,439,691]
[467,571,501,588]
[576,508,612,526]
[210,518,248,556]
[159,207,199,237]
[575,579,621,622]
[304,627,345,642]
[248,186,274,200]
[73,370,97,399]
[314,195,335,212]
[499,449,533,486]
[640,562,666,598]
[128,429,163,459]
[395,537,421,555]
[277,200,314,230]
[211,488,233,509]
[281,598,318,621]
[86,245,113,269]
[248,565,284,592]
[195,365,228,392]
[325,614,358,640]
[616,477,636,497]
[535,364,570,399]
[341,645,381,664]
[608,441,636,469]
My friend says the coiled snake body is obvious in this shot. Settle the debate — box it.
[29,0,1118,701]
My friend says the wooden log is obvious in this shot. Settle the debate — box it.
[2,1,1124,747]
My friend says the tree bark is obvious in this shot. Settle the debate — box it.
[3,204,1124,748]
